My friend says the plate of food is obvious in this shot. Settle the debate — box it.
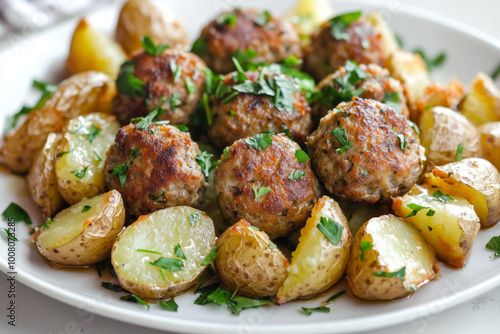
[1,0,500,333]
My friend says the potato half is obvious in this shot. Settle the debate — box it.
[35,190,125,266]
[277,196,352,304]
[27,133,64,218]
[419,106,482,172]
[347,214,438,300]
[366,12,399,59]
[111,206,216,300]
[460,72,500,126]
[423,158,500,227]
[392,184,480,267]
[215,220,288,299]
[67,18,127,78]
[55,112,120,204]
[478,122,500,171]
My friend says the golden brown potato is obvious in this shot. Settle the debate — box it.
[478,122,500,171]
[286,0,334,43]
[26,133,64,219]
[215,220,288,299]
[277,196,352,304]
[115,0,188,54]
[392,184,480,267]
[111,206,216,300]
[366,12,399,58]
[419,106,482,172]
[35,190,125,266]
[424,158,500,227]
[347,214,438,300]
[55,112,120,205]
[66,18,127,78]
[460,72,500,126]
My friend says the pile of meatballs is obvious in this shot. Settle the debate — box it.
[105,7,424,240]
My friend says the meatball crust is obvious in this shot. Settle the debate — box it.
[214,133,322,239]
[208,70,312,149]
[313,63,409,121]
[307,98,424,203]
[104,124,207,217]
[304,18,386,81]
[112,48,207,126]
[195,8,302,74]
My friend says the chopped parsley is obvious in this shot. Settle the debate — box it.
[2,228,17,241]
[174,124,189,132]
[93,150,103,162]
[288,169,306,181]
[87,124,101,143]
[302,306,330,315]
[373,266,406,281]
[81,205,92,213]
[359,241,373,261]
[406,203,435,217]
[232,48,259,69]
[217,13,238,27]
[101,282,127,293]
[170,93,181,111]
[295,149,309,163]
[158,299,178,312]
[188,212,201,226]
[56,150,74,157]
[174,244,187,260]
[245,133,273,151]
[136,249,163,255]
[491,63,500,81]
[120,294,149,309]
[329,11,362,41]
[202,93,212,126]
[71,166,88,179]
[456,143,464,161]
[254,11,271,26]
[408,120,420,135]
[223,147,229,159]
[1,203,32,225]
[128,148,140,163]
[200,246,219,269]
[196,151,214,178]
[431,190,454,204]
[131,107,165,130]
[326,290,346,303]
[149,257,184,273]
[413,49,446,72]
[42,218,54,229]
[116,60,145,97]
[148,190,165,201]
[252,185,271,200]
[108,164,128,188]
[486,236,500,257]
[191,37,207,56]
[141,36,169,56]
[317,216,344,245]
[185,77,196,95]
[170,59,181,83]
[396,133,408,151]
[383,92,402,114]
[331,128,352,153]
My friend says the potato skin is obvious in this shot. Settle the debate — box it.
[115,0,188,54]
[214,133,322,239]
[215,220,288,298]
[27,133,64,219]
[35,190,125,266]
[478,122,500,171]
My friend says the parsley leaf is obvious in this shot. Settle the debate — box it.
[252,185,271,200]
[295,149,309,163]
[217,13,238,27]
[136,249,163,255]
[359,241,373,261]
[185,77,196,95]
[71,166,88,179]
[86,124,101,143]
[174,244,187,260]
[169,59,181,83]
[120,294,149,309]
[317,216,344,245]
[223,147,229,159]
[158,299,178,312]
[326,290,346,303]
[373,266,406,281]
[232,49,258,69]
[491,63,500,81]
[108,164,128,188]
[245,133,273,151]
[149,257,184,273]
[42,218,54,229]
[288,169,306,181]
[254,11,271,26]
[431,190,454,203]
[456,143,464,161]
[116,60,145,97]
[81,205,92,213]
[414,49,446,72]
[406,203,434,217]
[57,150,74,157]
[383,92,402,114]
[408,120,420,135]
[188,212,201,226]
[229,296,273,315]
[191,37,207,56]
[131,107,165,130]
[101,282,127,293]
[331,128,352,153]
[302,306,330,315]
[196,151,214,178]
[2,228,18,241]
[396,133,408,151]
[329,11,362,41]
[486,236,500,257]
[141,36,169,56]
[2,203,32,225]
[200,246,219,269]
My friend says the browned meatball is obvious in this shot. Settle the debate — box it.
[312,62,409,122]
[208,70,312,149]
[105,123,207,217]
[214,133,322,239]
[304,15,386,81]
[307,98,424,203]
[194,8,302,74]
[112,48,207,126]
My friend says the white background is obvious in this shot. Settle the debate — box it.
[1,0,500,333]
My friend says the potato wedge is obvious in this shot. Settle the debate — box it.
[419,106,482,172]
[347,214,438,300]
[423,158,500,227]
[366,12,399,58]
[460,72,500,126]
[478,122,500,171]
[111,206,216,300]
[392,184,480,267]
[115,0,189,54]
[27,133,64,218]
[277,196,352,304]
[66,18,127,78]
[385,49,431,101]
[215,220,288,299]
[35,190,125,266]
[55,112,120,204]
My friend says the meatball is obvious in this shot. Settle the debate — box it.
[112,48,207,126]
[194,8,302,74]
[304,16,386,81]
[312,62,409,122]
[307,97,424,203]
[208,70,312,149]
[105,123,207,217]
[214,133,322,239]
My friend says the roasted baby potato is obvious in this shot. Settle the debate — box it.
[347,214,438,300]
[66,18,127,78]
[115,0,188,54]
[277,196,352,304]
[215,220,288,299]
[286,0,334,42]
[55,112,120,204]
[366,12,399,58]
[392,184,480,267]
[111,206,216,300]
[26,133,64,218]
[35,190,125,266]
[424,158,500,227]
[478,122,500,171]
[419,106,482,171]
[460,72,500,126]
[385,49,431,101]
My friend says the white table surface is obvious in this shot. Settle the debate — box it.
[2,0,500,333]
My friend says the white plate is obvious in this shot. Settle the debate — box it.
[1,1,500,333]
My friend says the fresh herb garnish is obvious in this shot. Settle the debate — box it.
[223,147,229,159]
[81,205,92,213]
[232,48,258,69]
[169,59,181,83]
[245,133,273,151]
[326,290,346,303]
[131,107,165,130]
[413,49,446,72]
[191,37,207,56]
[491,64,500,81]
[185,77,196,95]
[149,257,184,273]
[101,282,126,292]
[158,299,178,312]
[373,266,406,281]
[486,236,500,257]
[302,306,330,315]
[383,92,402,114]
[196,151,214,178]
[108,164,128,188]
[188,212,201,226]
[174,243,187,260]
[42,218,54,229]
[136,249,163,255]
[396,133,408,151]
[202,93,212,126]
[331,128,352,153]
[128,148,140,163]
[317,216,344,245]
[217,13,238,27]
[431,190,454,203]
[359,241,373,261]
[408,120,420,135]
[288,169,306,181]
[2,203,32,225]
[406,204,435,218]
[56,150,74,157]
[295,149,309,163]
[252,185,271,200]
[141,36,169,56]
[71,166,88,179]
[2,228,18,241]
[329,11,362,41]
[116,60,145,97]
[200,246,219,269]
[170,93,181,111]
[254,11,271,26]
[87,124,101,143]
[148,190,165,201]
[120,294,149,309]
[456,143,463,161]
